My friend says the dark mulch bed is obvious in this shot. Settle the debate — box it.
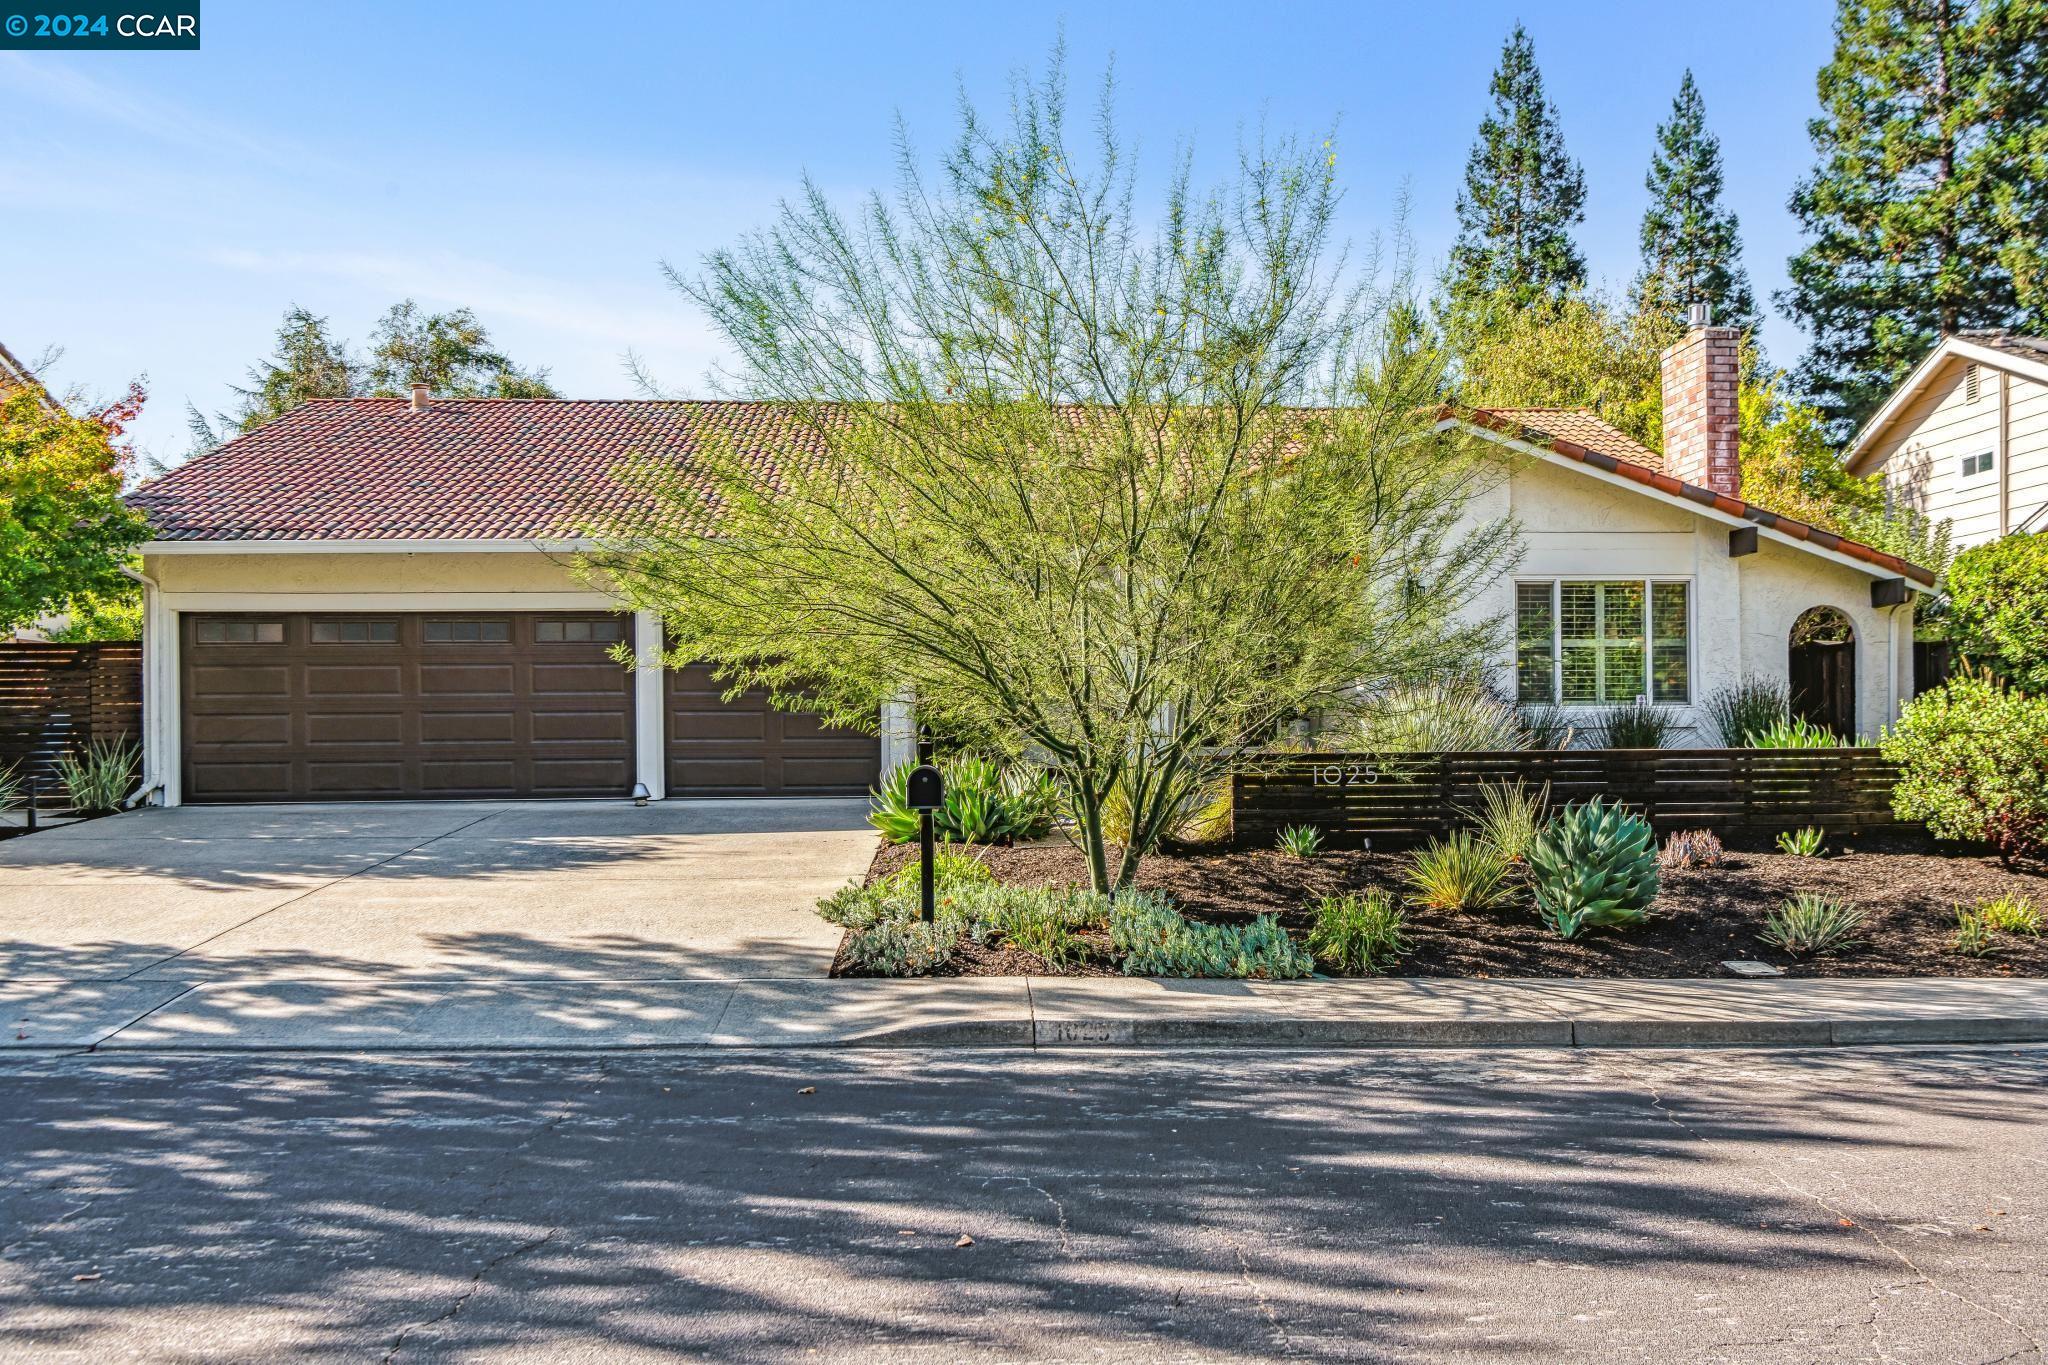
[856,830,2048,979]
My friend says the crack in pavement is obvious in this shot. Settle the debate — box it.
[982,1175,1072,1256]
[1588,1053,2045,1362]
[1224,1234,1293,1357]
[379,1059,593,1361]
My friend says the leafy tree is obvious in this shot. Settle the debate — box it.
[1782,0,2048,436]
[365,300,558,399]
[188,305,359,453]
[590,59,1518,893]
[1444,24,1588,330]
[1631,71,1759,335]
[1945,532,2048,689]
[47,585,143,642]
[0,380,151,630]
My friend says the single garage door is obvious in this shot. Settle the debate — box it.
[182,612,635,802]
[666,664,880,797]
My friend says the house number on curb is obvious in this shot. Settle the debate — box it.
[1310,763,1382,788]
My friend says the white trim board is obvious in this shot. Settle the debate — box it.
[159,592,620,612]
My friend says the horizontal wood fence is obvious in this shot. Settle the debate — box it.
[1232,748,1907,848]
[0,642,142,791]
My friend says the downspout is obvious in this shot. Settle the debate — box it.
[119,564,164,809]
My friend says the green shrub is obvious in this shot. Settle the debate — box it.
[1592,699,1678,749]
[867,756,1058,845]
[1352,681,1527,752]
[876,848,996,898]
[1405,832,1511,912]
[1881,676,2048,864]
[1276,824,1324,858]
[841,920,957,975]
[1976,893,2041,935]
[1306,890,1407,975]
[958,882,1111,970]
[1760,893,1865,955]
[1948,907,1999,958]
[1703,676,1790,747]
[1775,826,1826,857]
[1751,717,1842,749]
[1468,778,1548,864]
[1658,828,1724,870]
[1946,531,2048,693]
[53,739,137,815]
[1527,797,1659,939]
[1110,891,1313,979]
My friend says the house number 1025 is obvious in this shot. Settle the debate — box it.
[1310,763,1380,787]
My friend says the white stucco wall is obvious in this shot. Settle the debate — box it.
[1461,450,1917,744]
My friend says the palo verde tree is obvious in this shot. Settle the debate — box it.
[589,57,1518,892]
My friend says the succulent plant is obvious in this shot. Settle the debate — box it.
[1527,797,1660,939]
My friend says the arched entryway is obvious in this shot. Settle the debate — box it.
[1789,606,1856,740]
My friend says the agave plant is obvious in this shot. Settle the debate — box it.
[1527,797,1660,939]
[1750,717,1841,749]
[1275,824,1324,858]
[1776,826,1826,857]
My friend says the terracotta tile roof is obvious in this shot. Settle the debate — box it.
[132,395,1938,589]
[130,399,829,542]
[1474,407,1665,472]
[1453,405,1937,587]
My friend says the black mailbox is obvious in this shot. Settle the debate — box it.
[906,764,944,811]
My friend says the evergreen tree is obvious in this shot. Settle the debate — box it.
[1445,24,1588,317]
[1781,0,2048,436]
[365,300,558,399]
[1631,71,1759,336]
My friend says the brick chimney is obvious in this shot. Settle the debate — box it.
[1659,303,1741,497]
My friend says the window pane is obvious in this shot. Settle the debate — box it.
[254,622,283,643]
[1597,582,1646,703]
[1559,584,1598,703]
[1651,583,1689,703]
[1515,583,1554,703]
[425,619,509,644]
[536,621,563,642]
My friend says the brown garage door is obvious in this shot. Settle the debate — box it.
[666,664,880,797]
[181,612,635,802]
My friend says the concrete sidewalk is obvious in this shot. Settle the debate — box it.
[6,973,2047,1052]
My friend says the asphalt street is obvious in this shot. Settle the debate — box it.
[1,1046,2043,1362]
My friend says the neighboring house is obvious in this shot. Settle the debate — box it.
[1843,332,2048,548]
[124,323,1930,808]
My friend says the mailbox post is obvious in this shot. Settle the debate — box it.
[905,764,944,924]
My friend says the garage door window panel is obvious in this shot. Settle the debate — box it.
[424,619,512,644]
[310,620,399,644]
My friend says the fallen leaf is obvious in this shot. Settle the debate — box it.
[955,1234,975,1248]
[72,1273,100,1283]
[797,1086,817,1095]
[1838,1219,1857,1228]
[898,1229,917,1236]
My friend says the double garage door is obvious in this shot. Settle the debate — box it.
[181,612,879,803]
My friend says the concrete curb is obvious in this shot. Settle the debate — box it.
[7,975,2046,1054]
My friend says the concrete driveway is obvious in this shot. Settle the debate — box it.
[0,800,874,985]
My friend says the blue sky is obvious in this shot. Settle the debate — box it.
[5,1,1839,466]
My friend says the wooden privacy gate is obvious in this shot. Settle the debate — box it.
[0,642,143,788]
[1232,748,1907,848]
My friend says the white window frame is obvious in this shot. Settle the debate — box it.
[1515,578,1694,707]
[1959,449,1996,481]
